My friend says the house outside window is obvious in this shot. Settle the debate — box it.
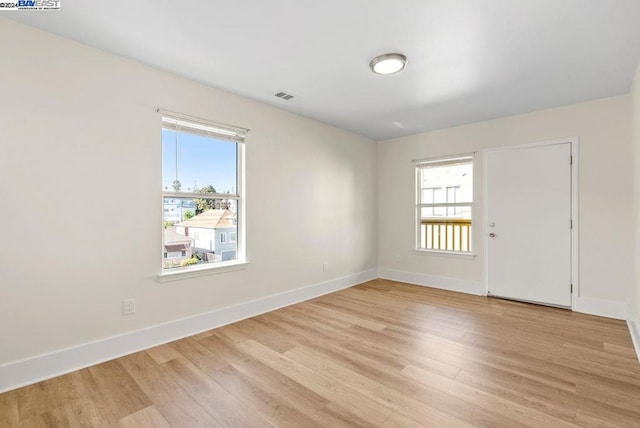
[161,112,247,272]
[416,156,473,253]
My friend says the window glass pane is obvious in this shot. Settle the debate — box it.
[163,198,238,269]
[162,129,237,195]
[421,188,434,204]
[162,197,197,224]
[446,186,459,203]
[433,188,445,204]
[420,205,471,220]
[420,162,472,203]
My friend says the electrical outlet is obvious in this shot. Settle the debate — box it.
[322,262,329,272]
[122,298,136,315]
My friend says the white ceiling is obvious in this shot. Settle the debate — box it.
[6,0,640,140]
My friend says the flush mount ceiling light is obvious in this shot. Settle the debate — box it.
[369,53,407,75]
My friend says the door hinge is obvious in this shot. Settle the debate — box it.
[570,155,573,165]
[570,284,573,293]
[570,219,573,229]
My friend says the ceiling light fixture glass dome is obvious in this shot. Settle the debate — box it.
[369,53,407,75]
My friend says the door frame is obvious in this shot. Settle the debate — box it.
[482,137,579,309]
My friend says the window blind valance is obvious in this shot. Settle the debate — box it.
[159,110,249,143]
[416,155,473,169]
[413,152,475,167]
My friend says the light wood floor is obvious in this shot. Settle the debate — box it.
[2,279,640,427]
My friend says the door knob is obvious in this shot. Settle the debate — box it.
[489,233,496,238]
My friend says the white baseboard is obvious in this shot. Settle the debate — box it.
[573,297,629,320]
[628,305,640,364]
[0,268,378,394]
[378,267,484,296]
[378,267,633,322]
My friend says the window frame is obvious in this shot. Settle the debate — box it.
[415,154,475,257]
[159,111,248,279]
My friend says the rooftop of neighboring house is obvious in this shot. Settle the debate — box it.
[177,209,236,230]
[163,227,194,245]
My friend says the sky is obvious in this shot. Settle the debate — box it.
[162,129,237,194]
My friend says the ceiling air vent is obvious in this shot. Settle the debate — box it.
[274,91,294,100]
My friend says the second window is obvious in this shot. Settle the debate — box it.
[416,156,473,253]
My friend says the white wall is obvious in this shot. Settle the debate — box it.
[378,95,633,307]
[0,19,377,366]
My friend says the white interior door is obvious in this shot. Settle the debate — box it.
[486,142,572,307]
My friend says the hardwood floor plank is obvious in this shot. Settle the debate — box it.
[603,341,640,359]
[235,339,394,426]
[118,406,171,428]
[380,411,433,428]
[205,363,321,427]
[161,357,272,428]
[51,398,115,427]
[0,390,19,427]
[575,373,640,412]
[167,336,229,373]
[454,370,579,421]
[190,329,215,341]
[145,343,182,364]
[16,369,98,421]
[216,317,297,353]
[86,360,152,421]
[193,334,324,427]
[198,334,372,428]
[19,411,70,428]
[573,402,640,428]
[304,302,388,331]
[284,345,474,428]
[119,351,222,427]
[402,364,582,428]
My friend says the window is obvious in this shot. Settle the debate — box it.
[230,232,237,243]
[416,156,473,253]
[161,112,247,272]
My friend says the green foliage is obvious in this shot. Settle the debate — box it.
[180,257,199,266]
[198,184,217,194]
[184,210,195,220]
[163,220,175,229]
[194,185,218,214]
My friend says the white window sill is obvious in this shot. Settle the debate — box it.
[158,260,249,282]
[413,249,476,259]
